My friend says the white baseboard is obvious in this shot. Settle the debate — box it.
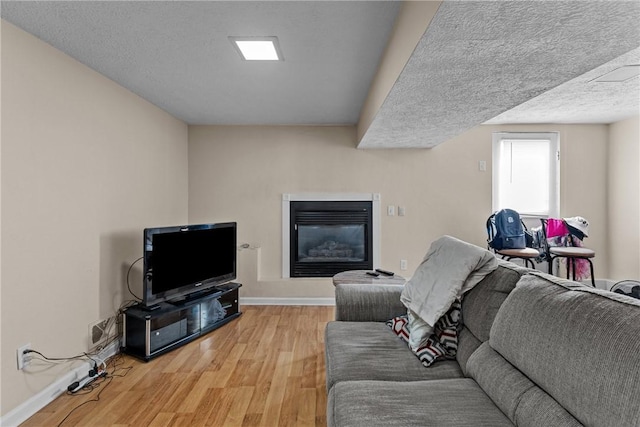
[1,341,120,427]
[240,297,335,306]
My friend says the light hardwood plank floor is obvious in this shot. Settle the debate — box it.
[22,305,334,427]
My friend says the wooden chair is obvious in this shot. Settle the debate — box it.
[540,218,595,286]
[494,247,540,269]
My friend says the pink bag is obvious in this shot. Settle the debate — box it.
[546,218,569,238]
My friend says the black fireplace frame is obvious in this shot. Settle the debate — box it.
[290,201,373,277]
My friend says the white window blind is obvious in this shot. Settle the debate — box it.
[492,132,559,217]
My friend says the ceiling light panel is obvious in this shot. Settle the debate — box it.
[229,36,284,61]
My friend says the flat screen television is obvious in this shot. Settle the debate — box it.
[142,222,237,308]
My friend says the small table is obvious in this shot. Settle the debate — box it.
[332,270,406,286]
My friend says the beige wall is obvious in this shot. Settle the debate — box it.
[1,21,188,415]
[556,124,609,278]
[188,123,610,298]
[607,116,640,280]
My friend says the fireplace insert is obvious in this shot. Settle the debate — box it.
[290,201,373,277]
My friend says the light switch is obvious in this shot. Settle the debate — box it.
[387,205,395,216]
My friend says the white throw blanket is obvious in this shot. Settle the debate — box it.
[400,235,498,349]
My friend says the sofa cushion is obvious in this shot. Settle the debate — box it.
[467,342,580,426]
[456,260,529,373]
[327,378,513,427]
[325,321,463,391]
[514,387,582,427]
[466,342,536,422]
[461,260,528,342]
[454,327,482,374]
[490,272,640,427]
[334,283,406,322]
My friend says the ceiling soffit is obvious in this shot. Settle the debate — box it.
[358,1,640,149]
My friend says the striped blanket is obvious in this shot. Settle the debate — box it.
[386,299,462,367]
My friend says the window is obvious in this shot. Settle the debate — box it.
[492,132,559,217]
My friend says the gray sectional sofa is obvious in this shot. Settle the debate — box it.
[325,257,640,426]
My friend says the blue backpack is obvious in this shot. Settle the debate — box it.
[487,209,526,250]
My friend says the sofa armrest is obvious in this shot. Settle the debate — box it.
[334,283,406,321]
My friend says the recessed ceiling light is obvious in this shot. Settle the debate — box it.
[229,36,284,61]
[591,65,640,82]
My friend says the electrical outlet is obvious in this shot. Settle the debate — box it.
[400,259,408,271]
[17,343,31,370]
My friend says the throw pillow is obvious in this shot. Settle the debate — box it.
[386,300,462,367]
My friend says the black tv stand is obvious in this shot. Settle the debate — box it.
[122,282,241,361]
[166,285,224,306]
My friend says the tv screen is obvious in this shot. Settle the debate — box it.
[142,222,236,307]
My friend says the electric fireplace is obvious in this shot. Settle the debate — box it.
[290,201,373,277]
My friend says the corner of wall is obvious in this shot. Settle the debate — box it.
[606,115,640,280]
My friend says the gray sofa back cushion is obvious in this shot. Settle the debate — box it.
[467,342,580,426]
[457,260,528,373]
[490,273,640,426]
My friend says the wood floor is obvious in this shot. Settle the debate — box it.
[22,305,334,427]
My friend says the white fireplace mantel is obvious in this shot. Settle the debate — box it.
[282,193,381,278]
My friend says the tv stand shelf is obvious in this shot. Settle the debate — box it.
[122,282,241,361]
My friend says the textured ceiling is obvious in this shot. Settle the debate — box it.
[358,1,640,148]
[2,1,639,149]
[0,1,400,125]
[486,47,640,125]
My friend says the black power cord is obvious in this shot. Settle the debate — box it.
[66,371,107,393]
[56,353,132,427]
[24,349,99,368]
[126,256,143,301]
[57,376,112,426]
